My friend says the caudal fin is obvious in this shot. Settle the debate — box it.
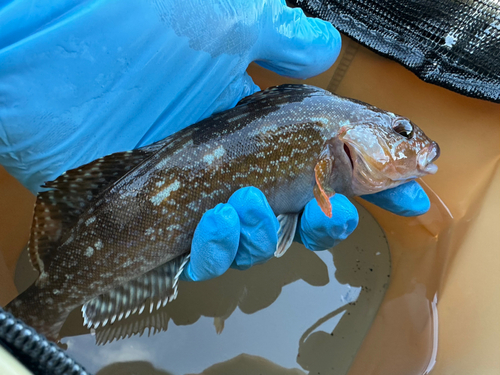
[5,283,70,342]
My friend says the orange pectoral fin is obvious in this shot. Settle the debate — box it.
[314,158,336,218]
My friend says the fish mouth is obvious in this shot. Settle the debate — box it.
[417,141,440,174]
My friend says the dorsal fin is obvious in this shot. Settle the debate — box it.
[82,254,190,329]
[28,137,173,273]
[236,84,327,107]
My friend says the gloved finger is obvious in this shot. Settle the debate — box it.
[361,180,430,217]
[228,187,280,270]
[203,72,261,117]
[254,0,341,79]
[180,203,240,282]
[297,194,359,251]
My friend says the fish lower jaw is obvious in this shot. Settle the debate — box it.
[419,163,438,174]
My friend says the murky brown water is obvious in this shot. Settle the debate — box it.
[14,202,391,374]
[248,35,500,375]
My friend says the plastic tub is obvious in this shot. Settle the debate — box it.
[1,36,499,375]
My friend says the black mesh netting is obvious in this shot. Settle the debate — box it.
[290,0,500,102]
[0,308,89,375]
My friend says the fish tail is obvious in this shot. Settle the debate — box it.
[5,284,69,342]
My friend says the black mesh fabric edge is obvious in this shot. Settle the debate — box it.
[290,0,500,103]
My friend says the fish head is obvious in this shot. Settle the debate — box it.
[339,114,440,195]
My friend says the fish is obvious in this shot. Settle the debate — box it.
[5,84,440,341]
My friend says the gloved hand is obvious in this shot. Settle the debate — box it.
[182,182,430,281]
[0,0,429,283]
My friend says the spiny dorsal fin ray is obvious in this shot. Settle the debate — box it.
[82,254,190,329]
[236,84,327,107]
[28,137,174,273]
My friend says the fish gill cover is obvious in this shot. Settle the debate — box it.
[290,0,500,103]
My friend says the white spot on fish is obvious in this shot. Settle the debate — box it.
[166,224,183,231]
[145,228,155,236]
[203,145,225,165]
[63,235,74,246]
[95,239,103,250]
[309,117,329,125]
[121,259,134,268]
[85,247,94,257]
[85,216,96,226]
[150,180,181,206]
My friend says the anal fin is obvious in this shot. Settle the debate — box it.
[275,213,299,257]
[82,254,190,329]
[94,309,171,346]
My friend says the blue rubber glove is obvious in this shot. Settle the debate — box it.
[181,187,281,280]
[183,182,430,281]
[296,181,430,251]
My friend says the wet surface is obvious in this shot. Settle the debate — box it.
[15,202,391,374]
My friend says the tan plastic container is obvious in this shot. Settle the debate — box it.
[1,36,499,374]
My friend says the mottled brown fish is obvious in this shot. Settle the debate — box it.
[6,84,439,341]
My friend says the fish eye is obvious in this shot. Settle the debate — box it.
[393,120,413,138]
